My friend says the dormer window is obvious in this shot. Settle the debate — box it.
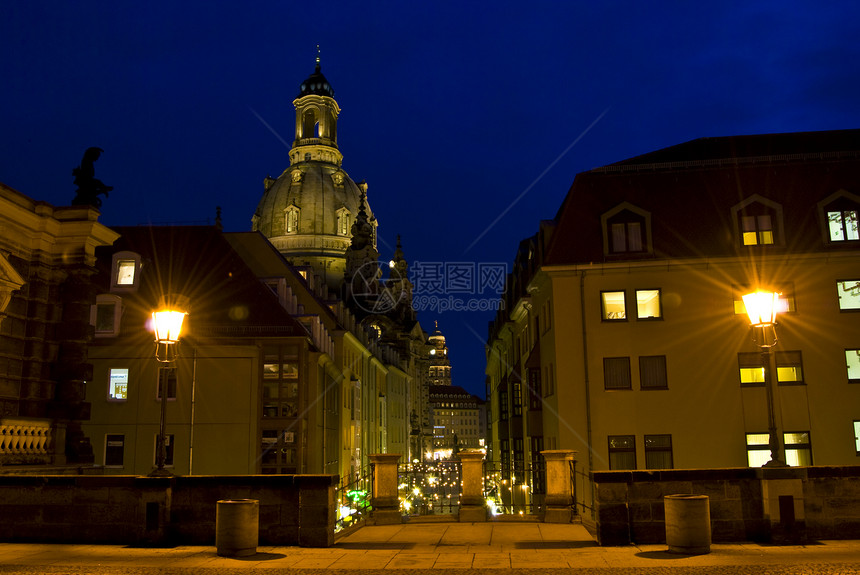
[111,251,141,292]
[819,191,860,244]
[731,195,783,248]
[601,202,651,256]
[285,204,300,234]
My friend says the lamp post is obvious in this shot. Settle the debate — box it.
[741,290,786,468]
[150,308,187,477]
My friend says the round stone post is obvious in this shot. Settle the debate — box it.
[542,449,577,523]
[458,450,486,522]
[369,453,402,525]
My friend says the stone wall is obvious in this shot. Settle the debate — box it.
[0,474,336,547]
[593,466,860,546]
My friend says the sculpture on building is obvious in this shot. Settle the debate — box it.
[72,147,113,208]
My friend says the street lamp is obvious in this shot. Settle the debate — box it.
[150,308,187,477]
[741,290,787,468]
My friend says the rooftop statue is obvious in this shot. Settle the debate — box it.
[72,147,113,208]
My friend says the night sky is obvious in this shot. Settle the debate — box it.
[3,2,859,397]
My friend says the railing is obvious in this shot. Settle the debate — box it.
[335,466,373,533]
[571,459,592,516]
[399,460,461,516]
[0,420,54,465]
[484,460,546,516]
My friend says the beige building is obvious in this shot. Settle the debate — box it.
[487,129,860,514]
[0,183,118,471]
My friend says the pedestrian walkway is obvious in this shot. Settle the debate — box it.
[0,521,859,574]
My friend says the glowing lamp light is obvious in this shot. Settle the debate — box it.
[742,291,780,327]
[152,310,186,344]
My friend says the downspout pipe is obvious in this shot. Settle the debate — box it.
[579,270,594,518]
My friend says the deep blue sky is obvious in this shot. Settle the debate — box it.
[3,2,859,397]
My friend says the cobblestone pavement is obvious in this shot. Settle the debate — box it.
[0,522,858,574]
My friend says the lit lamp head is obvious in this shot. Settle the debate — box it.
[152,309,187,362]
[742,290,780,327]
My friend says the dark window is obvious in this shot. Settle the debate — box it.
[105,434,124,467]
[608,435,636,469]
[644,434,673,469]
[639,355,668,389]
[604,357,632,390]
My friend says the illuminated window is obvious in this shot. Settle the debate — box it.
[601,290,626,320]
[837,280,860,311]
[337,208,351,236]
[285,205,300,233]
[116,260,136,285]
[604,357,632,390]
[157,367,177,400]
[108,368,129,401]
[154,434,175,467]
[608,435,636,469]
[775,351,803,385]
[111,251,140,291]
[854,421,860,455]
[733,285,795,316]
[738,353,765,386]
[636,289,662,319]
[827,210,859,242]
[746,433,770,467]
[91,294,122,337]
[741,215,774,245]
[784,431,812,466]
[104,434,125,467]
[644,434,673,469]
[639,355,668,390]
[845,349,860,383]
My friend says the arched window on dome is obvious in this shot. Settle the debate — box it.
[337,207,351,236]
[285,204,300,234]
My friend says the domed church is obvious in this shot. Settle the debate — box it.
[252,52,377,291]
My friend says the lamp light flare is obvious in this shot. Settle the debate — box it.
[742,291,780,327]
[152,310,187,344]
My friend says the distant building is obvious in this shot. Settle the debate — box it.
[487,129,860,514]
[429,384,486,459]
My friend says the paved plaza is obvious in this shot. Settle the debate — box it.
[0,521,859,574]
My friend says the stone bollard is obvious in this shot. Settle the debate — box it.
[664,494,711,554]
[216,499,259,557]
[458,450,486,522]
[369,453,402,525]
[541,450,577,523]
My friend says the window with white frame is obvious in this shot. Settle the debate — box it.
[108,368,129,401]
[91,294,122,337]
[601,290,626,320]
[837,280,860,311]
[784,431,812,466]
[846,349,860,383]
[636,289,662,319]
[854,421,860,455]
[105,434,125,467]
[827,210,859,242]
[111,251,141,291]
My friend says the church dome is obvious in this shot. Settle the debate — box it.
[298,63,334,98]
[254,164,370,240]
